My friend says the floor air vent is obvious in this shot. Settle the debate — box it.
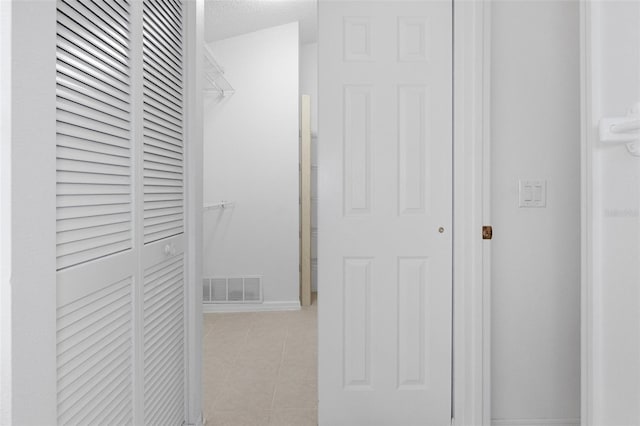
[203,276,263,303]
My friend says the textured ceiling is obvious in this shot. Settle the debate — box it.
[204,0,318,44]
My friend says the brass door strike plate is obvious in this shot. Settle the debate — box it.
[482,226,493,240]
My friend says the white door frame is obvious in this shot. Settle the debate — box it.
[0,0,488,424]
[2,1,58,424]
[184,0,205,424]
[579,1,598,424]
[452,0,491,424]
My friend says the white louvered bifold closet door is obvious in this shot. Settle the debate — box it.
[140,1,186,424]
[55,0,186,424]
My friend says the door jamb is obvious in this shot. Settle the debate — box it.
[184,0,205,424]
[452,0,491,425]
[2,1,58,424]
[579,1,596,424]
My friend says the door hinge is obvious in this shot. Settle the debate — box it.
[482,225,493,240]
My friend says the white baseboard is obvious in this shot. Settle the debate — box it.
[492,419,579,426]
[202,300,301,313]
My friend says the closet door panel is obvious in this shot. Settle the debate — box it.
[55,1,135,424]
[141,1,186,424]
[56,0,133,271]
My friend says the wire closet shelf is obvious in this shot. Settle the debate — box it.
[203,45,235,97]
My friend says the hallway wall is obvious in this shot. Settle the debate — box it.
[490,1,581,425]
[203,22,300,306]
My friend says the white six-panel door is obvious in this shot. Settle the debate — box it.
[55,0,186,424]
[318,1,453,424]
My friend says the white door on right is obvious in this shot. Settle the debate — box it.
[318,1,453,425]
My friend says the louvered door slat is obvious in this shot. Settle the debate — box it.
[144,137,182,156]
[57,241,131,270]
[57,193,131,208]
[57,51,130,95]
[143,199,182,209]
[144,136,183,156]
[57,89,130,123]
[57,213,131,233]
[57,171,130,187]
[57,145,130,166]
[143,67,182,108]
[144,101,183,130]
[57,34,129,78]
[57,66,129,107]
[109,0,131,22]
[144,118,183,141]
[57,122,129,149]
[143,255,182,282]
[146,228,183,245]
[61,0,129,45]
[162,0,181,15]
[58,4,128,58]
[143,167,182,180]
[58,157,130,176]
[57,230,131,257]
[144,206,182,218]
[143,33,182,76]
[143,68,182,105]
[57,222,131,246]
[142,9,182,57]
[57,277,133,425]
[144,157,183,173]
[144,0,181,41]
[144,213,183,227]
[142,62,182,101]
[144,92,182,123]
[57,184,130,196]
[143,110,183,135]
[143,82,183,117]
[57,73,130,112]
[56,0,132,272]
[78,0,130,38]
[58,109,130,140]
[142,0,184,243]
[58,336,130,403]
[143,254,184,425]
[144,130,183,151]
[142,27,182,70]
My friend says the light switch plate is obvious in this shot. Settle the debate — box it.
[519,179,546,208]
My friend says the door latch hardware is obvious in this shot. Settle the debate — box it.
[482,225,493,240]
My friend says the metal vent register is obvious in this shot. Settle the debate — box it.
[203,276,263,303]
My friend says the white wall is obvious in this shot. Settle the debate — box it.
[300,42,318,291]
[490,1,581,425]
[586,2,640,424]
[0,1,58,423]
[203,22,300,306]
[0,0,9,421]
[300,42,318,135]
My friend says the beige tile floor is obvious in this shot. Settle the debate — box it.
[202,294,318,426]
